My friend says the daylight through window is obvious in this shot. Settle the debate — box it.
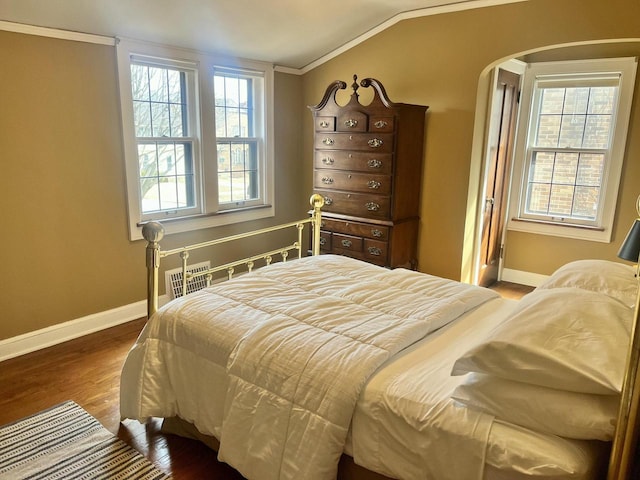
[509,57,637,242]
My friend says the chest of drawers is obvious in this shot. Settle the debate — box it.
[309,76,427,269]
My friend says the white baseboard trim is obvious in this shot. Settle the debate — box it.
[0,300,148,362]
[501,268,549,287]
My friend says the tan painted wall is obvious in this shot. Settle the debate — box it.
[3,0,640,340]
[301,0,640,280]
[0,31,305,340]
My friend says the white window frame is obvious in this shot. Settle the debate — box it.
[508,57,637,243]
[117,38,275,241]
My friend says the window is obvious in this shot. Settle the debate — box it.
[509,57,637,242]
[117,39,274,240]
[214,69,263,209]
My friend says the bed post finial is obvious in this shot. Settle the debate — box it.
[310,194,324,256]
[142,222,164,320]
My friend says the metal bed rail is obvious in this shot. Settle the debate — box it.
[142,194,325,319]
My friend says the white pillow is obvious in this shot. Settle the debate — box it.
[536,259,637,308]
[452,373,618,440]
[451,288,632,394]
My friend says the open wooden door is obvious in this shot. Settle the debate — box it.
[477,68,520,287]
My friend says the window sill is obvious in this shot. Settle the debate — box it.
[131,204,275,241]
[507,217,611,243]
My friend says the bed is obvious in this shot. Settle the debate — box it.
[120,195,637,480]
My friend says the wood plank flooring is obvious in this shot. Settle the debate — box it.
[0,281,532,479]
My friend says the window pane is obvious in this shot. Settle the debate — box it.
[552,152,578,184]
[548,184,574,216]
[562,87,589,115]
[573,186,600,220]
[535,114,561,147]
[576,153,604,186]
[167,69,183,103]
[558,114,585,148]
[588,87,615,114]
[151,102,171,137]
[526,183,551,214]
[138,144,158,177]
[131,65,150,101]
[583,115,611,149]
[218,172,232,203]
[133,101,152,137]
[170,103,184,137]
[148,67,168,102]
[141,179,161,213]
[529,151,554,182]
[539,88,565,114]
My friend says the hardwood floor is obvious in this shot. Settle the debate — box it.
[0,318,244,479]
[488,280,535,299]
[0,282,531,479]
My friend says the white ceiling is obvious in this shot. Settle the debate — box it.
[0,0,525,70]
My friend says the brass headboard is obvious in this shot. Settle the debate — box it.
[141,194,325,319]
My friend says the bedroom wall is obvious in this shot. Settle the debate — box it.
[2,0,639,344]
[300,0,640,281]
[0,30,305,341]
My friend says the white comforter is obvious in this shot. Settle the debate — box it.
[120,255,498,480]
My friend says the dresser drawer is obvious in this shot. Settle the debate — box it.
[315,133,394,152]
[332,233,363,252]
[314,151,393,175]
[369,116,395,133]
[363,238,388,265]
[336,111,368,132]
[314,170,391,195]
[315,116,336,132]
[316,189,391,220]
[321,218,389,241]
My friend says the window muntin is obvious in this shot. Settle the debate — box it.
[509,57,637,242]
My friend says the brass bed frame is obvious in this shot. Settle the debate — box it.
[141,194,325,319]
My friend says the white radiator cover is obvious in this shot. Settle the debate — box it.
[164,261,211,300]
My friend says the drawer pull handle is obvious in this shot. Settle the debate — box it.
[368,247,382,256]
[371,229,383,238]
[367,180,381,189]
[374,120,388,129]
[319,238,327,246]
[322,138,335,146]
[368,138,383,148]
[341,239,353,248]
[319,120,330,128]
[367,159,382,168]
[345,119,358,128]
[322,157,334,165]
[323,196,333,206]
[365,202,380,212]
[322,177,334,184]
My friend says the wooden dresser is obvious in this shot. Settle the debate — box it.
[309,76,428,269]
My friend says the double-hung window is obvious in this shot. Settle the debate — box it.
[509,57,637,242]
[117,39,274,240]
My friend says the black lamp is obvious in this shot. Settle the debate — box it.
[608,198,640,480]
[618,219,640,263]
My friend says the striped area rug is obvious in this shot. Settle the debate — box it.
[0,400,170,479]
